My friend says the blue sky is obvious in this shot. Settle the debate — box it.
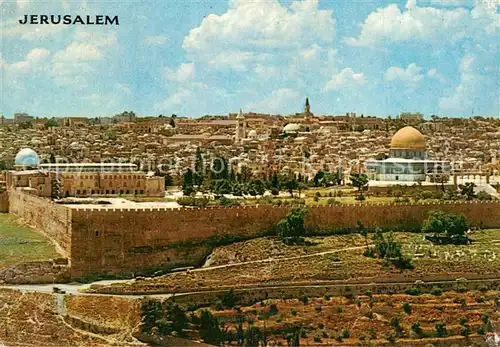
[0,0,498,118]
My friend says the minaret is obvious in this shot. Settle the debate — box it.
[304,97,312,119]
[235,109,246,144]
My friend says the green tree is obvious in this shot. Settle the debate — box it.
[238,166,253,182]
[459,182,476,200]
[198,310,222,345]
[422,210,468,238]
[51,175,60,199]
[194,147,205,186]
[45,119,58,128]
[278,208,307,243]
[182,169,195,195]
[349,173,369,199]
[164,173,174,187]
[281,175,298,197]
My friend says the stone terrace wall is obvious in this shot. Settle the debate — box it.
[0,259,70,284]
[0,191,8,212]
[69,201,500,278]
[8,189,72,255]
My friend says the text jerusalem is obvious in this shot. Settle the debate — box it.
[19,14,119,25]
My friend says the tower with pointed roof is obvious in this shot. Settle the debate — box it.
[303,97,312,119]
[235,109,246,144]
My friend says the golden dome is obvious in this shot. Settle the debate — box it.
[391,126,426,149]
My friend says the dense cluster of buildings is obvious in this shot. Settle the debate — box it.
[0,100,499,199]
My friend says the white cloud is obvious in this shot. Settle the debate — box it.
[245,88,300,114]
[154,83,228,115]
[323,68,366,91]
[52,42,103,62]
[183,0,335,71]
[384,63,425,83]
[6,48,50,74]
[164,63,195,83]
[144,35,169,45]
[345,1,471,47]
[73,30,117,47]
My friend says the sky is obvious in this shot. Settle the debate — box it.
[0,0,499,118]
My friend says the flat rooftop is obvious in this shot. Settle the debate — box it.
[60,197,180,209]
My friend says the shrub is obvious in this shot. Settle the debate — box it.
[222,289,237,308]
[324,295,331,301]
[315,304,322,312]
[411,322,423,337]
[386,333,396,343]
[369,327,376,339]
[430,286,443,296]
[459,326,471,337]
[342,328,350,338]
[475,296,485,303]
[271,188,279,196]
[455,284,467,293]
[313,195,319,202]
[435,322,447,337]
[363,247,376,258]
[359,333,366,341]
[291,308,297,316]
[478,284,489,293]
[318,323,324,329]
[477,326,485,335]
[403,302,411,315]
[218,196,240,206]
[178,196,209,207]
[477,191,492,200]
[327,197,341,205]
[364,290,373,298]
[337,306,343,313]
[435,305,444,312]
[315,192,321,197]
[300,329,308,338]
[313,334,321,342]
[269,303,279,316]
[459,317,469,326]
[406,287,421,296]
[322,330,328,338]
[481,314,489,324]
[335,335,343,342]
[214,300,224,311]
[299,295,309,305]
[355,195,366,201]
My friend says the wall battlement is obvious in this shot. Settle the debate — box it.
[7,189,500,279]
[69,199,500,212]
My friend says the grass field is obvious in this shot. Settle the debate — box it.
[0,213,61,265]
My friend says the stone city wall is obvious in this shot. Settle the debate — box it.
[69,200,500,278]
[6,190,500,279]
[0,259,69,284]
[0,191,8,212]
[8,189,72,255]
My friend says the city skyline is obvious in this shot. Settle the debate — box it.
[1,0,499,118]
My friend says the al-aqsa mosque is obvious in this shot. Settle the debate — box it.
[366,126,451,182]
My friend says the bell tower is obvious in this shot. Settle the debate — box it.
[235,109,246,144]
[303,97,312,119]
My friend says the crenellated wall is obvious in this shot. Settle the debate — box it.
[7,189,500,279]
[68,200,500,278]
[8,189,72,256]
